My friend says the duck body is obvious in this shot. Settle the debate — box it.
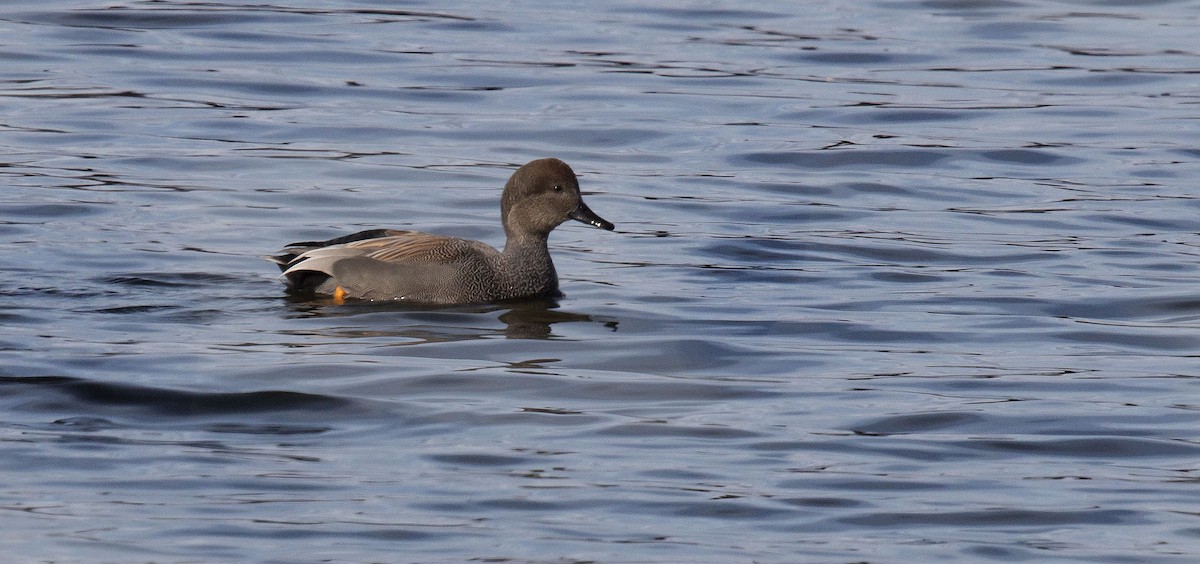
[271,228,560,303]
[268,158,613,304]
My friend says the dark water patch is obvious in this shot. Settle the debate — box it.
[0,375,357,418]
[1129,167,1179,179]
[405,70,556,90]
[377,86,491,104]
[575,338,799,376]
[1035,70,1171,87]
[393,371,778,403]
[834,326,960,345]
[67,473,342,494]
[1087,0,1195,7]
[102,271,243,289]
[1131,259,1195,272]
[0,312,38,324]
[840,181,916,196]
[639,468,722,481]
[917,0,1029,10]
[203,423,330,435]
[92,304,181,315]
[835,242,1060,266]
[1054,330,1199,351]
[597,422,763,440]
[421,20,512,33]
[631,499,794,520]
[565,379,779,404]
[758,438,982,463]
[702,237,815,263]
[738,149,951,169]
[477,498,571,511]
[839,508,1143,527]
[183,523,445,542]
[851,411,986,436]
[747,181,837,197]
[3,284,109,301]
[980,148,1084,166]
[51,416,119,431]
[783,52,935,66]
[16,432,227,456]
[399,407,601,430]
[426,453,535,467]
[639,7,787,21]
[969,437,1200,458]
[157,307,235,325]
[0,202,106,220]
[869,271,946,283]
[17,9,272,29]
[423,127,668,149]
[780,497,863,508]
[141,77,341,99]
[803,241,977,265]
[826,294,1196,325]
[1086,212,1196,231]
[969,21,1066,40]
[189,29,342,45]
[80,45,402,66]
[779,477,949,491]
[697,268,811,285]
[0,49,60,62]
[860,109,975,123]
[1031,106,1125,122]
[520,406,584,415]
[739,147,1091,171]
[1046,293,1200,322]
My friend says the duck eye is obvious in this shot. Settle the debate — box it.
[553,185,563,192]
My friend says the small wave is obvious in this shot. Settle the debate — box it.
[0,375,356,418]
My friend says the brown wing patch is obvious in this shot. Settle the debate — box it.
[346,232,487,263]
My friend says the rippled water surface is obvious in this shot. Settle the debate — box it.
[3,1,1199,561]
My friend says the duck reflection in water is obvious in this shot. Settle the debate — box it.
[282,297,618,341]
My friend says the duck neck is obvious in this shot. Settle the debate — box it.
[498,233,559,297]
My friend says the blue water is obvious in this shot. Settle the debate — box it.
[2,1,1199,561]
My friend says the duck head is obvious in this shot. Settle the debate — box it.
[501,158,614,240]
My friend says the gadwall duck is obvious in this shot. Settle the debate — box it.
[268,158,614,304]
